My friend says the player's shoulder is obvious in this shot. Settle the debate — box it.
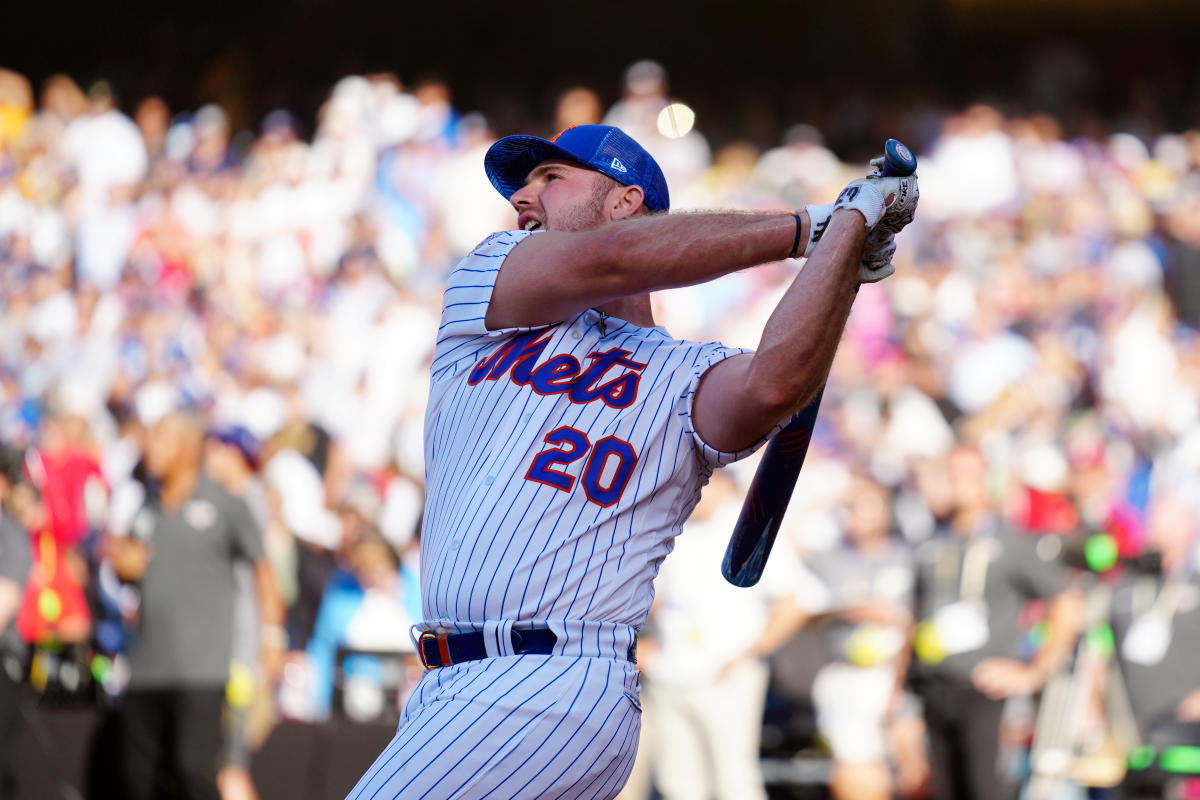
[442,230,535,289]
[641,326,739,353]
[608,325,736,362]
[463,229,534,261]
[669,334,751,368]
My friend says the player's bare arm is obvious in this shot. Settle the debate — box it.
[488,165,810,330]
[695,151,920,453]
[692,209,866,453]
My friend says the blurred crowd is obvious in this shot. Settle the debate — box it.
[0,56,1199,800]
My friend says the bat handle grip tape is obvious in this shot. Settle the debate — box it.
[788,212,803,259]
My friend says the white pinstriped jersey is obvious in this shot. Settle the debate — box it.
[420,229,761,645]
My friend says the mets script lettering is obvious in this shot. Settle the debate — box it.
[467,330,646,409]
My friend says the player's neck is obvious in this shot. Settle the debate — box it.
[596,294,655,328]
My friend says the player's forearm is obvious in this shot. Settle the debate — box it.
[594,210,807,293]
[743,210,864,415]
[491,210,809,329]
[690,210,864,452]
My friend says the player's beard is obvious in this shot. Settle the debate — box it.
[545,175,616,232]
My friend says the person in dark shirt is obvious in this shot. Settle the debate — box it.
[108,412,283,800]
[911,444,1084,800]
[0,445,32,800]
[1110,488,1200,799]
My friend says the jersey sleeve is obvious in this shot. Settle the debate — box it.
[675,342,787,467]
[430,229,550,381]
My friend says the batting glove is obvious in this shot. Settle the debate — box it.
[834,165,919,235]
[867,155,919,237]
[802,202,897,282]
[800,202,834,258]
[856,157,918,282]
[859,229,897,283]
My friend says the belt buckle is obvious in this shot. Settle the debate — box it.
[417,629,453,670]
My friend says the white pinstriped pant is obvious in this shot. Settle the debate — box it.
[346,654,642,800]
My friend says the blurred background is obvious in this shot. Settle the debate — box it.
[2,1,1200,798]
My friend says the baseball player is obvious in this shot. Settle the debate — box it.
[347,124,918,799]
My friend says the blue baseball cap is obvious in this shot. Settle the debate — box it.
[484,124,670,213]
[210,425,260,470]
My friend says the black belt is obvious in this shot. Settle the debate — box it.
[417,627,559,670]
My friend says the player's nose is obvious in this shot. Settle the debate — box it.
[510,181,537,209]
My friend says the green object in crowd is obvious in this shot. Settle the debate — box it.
[1128,745,1156,771]
[90,654,112,685]
[1085,533,1119,572]
[1159,745,1200,775]
[1028,620,1048,650]
[1085,624,1115,658]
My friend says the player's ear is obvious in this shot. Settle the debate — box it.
[609,184,645,221]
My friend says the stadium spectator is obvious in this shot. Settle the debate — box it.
[108,411,284,800]
[305,533,419,720]
[554,87,604,133]
[0,56,1196,798]
[0,445,31,799]
[604,60,711,194]
[791,474,925,800]
[637,471,795,800]
[204,425,274,800]
[910,445,1084,800]
[1110,487,1200,798]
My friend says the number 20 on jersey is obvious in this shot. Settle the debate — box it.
[525,427,637,507]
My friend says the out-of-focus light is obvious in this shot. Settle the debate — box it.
[657,103,695,139]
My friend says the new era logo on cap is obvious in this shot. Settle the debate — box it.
[484,124,670,213]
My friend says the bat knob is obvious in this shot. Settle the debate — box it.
[881,139,917,177]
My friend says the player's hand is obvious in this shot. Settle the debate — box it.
[866,155,920,237]
[804,202,899,282]
[859,229,897,283]
[971,657,1047,699]
[834,169,917,284]
[834,170,918,230]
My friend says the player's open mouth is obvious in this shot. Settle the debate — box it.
[523,220,541,231]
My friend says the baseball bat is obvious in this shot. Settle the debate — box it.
[721,139,917,587]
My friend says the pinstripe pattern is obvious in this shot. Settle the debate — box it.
[422,231,761,633]
[351,230,773,798]
[346,656,642,800]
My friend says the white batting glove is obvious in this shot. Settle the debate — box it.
[841,156,919,282]
[859,229,896,283]
[803,201,897,282]
[800,203,834,258]
[867,156,919,237]
[835,166,919,234]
